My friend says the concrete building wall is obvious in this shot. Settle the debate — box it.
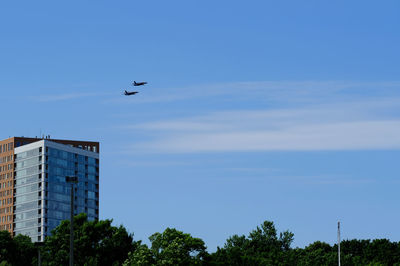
[0,138,15,233]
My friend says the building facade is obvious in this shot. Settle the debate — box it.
[0,137,99,242]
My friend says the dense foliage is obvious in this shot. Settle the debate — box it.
[1,216,400,265]
[124,227,208,265]
[0,231,35,266]
[41,213,136,265]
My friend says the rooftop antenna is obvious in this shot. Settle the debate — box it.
[338,221,341,266]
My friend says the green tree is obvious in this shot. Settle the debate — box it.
[41,213,136,266]
[366,239,400,265]
[13,234,36,266]
[0,231,15,265]
[123,243,155,266]
[0,231,36,266]
[296,241,336,266]
[211,221,294,266]
[124,227,208,266]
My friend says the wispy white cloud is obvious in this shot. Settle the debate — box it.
[31,80,400,105]
[104,80,400,105]
[129,97,400,131]
[115,159,193,167]
[275,174,375,185]
[124,96,400,153]
[33,92,113,102]
[133,120,400,152]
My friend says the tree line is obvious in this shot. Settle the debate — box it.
[1,214,400,265]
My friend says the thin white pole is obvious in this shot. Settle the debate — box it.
[338,221,341,266]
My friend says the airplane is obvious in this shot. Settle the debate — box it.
[133,81,147,86]
[124,90,139,96]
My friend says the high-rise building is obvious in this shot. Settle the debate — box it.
[0,137,99,242]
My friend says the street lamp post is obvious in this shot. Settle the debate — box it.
[66,176,78,266]
[34,242,45,266]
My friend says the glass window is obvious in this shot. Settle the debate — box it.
[48,210,68,220]
[78,164,85,173]
[47,201,70,212]
[87,182,96,191]
[15,148,41,161]
[48,183,68,194]
[14,209,39,221]
[15,183,40,195]
[14,201,38,212]
[87,166,96,174]
[56,159,68,168]
[15,157,40,169]
[87,191,96,199]
[15,192,40,204]
[88,157,96,165]
[87,199,96,208]
[88,174,95,181]
[15,174,40,186]
[14,220,40,230]
[87,208,96,215]
[14,228,39,238]
[48,192,69,202]
[78,155,85,164]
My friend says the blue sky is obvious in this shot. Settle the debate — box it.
[1,1,400,250]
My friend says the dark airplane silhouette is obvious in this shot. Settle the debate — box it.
[133,81,147,86]
[124,90,139,96]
